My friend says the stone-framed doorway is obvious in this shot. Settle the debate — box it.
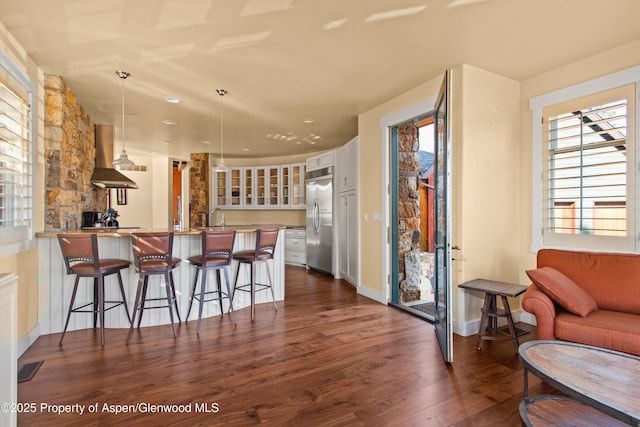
[395,116,436,320]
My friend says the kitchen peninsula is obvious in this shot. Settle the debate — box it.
[36,226,286,335]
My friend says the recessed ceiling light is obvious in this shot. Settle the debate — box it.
[242,148,250,152]
[201,140,211,144]
[303,118,315,124]
[164,96,181,104]
[163,119,177,125]
[162,140,171,144]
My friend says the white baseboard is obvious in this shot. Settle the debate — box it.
[18,323,40,357]
[357,286,386,304]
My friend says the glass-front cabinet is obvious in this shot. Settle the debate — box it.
[213,169,228,207]
[291,163,305,208]
[213,167,242,208]
[212,163,304,210]
[281,165,291,206]
[265,166,280,207]
[243,167,254,207]
[256,166,280,207]
[230,168,241,207]
[256,168,266,206]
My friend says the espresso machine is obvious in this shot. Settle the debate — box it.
[82,209,119,228]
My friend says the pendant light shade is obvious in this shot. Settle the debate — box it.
[112,70,135,167]
[214,88,228,172]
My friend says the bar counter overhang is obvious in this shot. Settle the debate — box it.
[35,226,286,335]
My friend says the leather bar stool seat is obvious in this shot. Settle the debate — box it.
[187,230,237,332]
[127,232,181,343]
[232,228,280,320]
[57,233,132,346]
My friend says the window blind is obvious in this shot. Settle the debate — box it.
[545,99,627,237]
[0,82,32,237]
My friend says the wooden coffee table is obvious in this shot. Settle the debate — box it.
[519,340,640,425]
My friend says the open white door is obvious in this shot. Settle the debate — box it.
[433,70,453,363]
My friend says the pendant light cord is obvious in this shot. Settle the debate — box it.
[121,75,126,151]
[220,91,224,163]
[217,89,227,165]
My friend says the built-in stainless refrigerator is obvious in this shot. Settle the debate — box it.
[306,166,333,275]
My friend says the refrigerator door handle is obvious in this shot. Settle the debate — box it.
[313,199,320,235]
[311,198,316,235]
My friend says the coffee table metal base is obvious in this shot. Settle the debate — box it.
[520,395,628,427]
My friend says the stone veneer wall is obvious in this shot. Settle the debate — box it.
[397,121,421,302]
[45,74,106,230]
[189,153,210,226]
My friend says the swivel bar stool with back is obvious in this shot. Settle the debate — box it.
[57,233,132,346]
[232,228,280,320]
[127,232,181,343]
[186,230,237,332]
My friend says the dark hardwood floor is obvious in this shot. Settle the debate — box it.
[18,266,553,426]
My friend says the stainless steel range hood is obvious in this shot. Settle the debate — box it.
[91,125,138,189]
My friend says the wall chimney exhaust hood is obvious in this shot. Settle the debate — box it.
[91,125,138,189]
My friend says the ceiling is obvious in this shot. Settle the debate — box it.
[1,0,640,160]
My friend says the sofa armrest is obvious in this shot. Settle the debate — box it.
[522,284,557,340]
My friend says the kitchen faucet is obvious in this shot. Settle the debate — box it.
[210,208,225,226]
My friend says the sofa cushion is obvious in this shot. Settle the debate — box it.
[526,267,598,317]
[555,310,640,356]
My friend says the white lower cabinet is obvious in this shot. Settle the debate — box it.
[338,191,358,285]
[285,228,306,266]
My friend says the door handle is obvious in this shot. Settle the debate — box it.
[314,200,320,235]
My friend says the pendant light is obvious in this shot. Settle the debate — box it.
[112,70,135,167]
[214,88,228,172]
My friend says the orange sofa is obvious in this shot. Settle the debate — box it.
[522,249,640,356]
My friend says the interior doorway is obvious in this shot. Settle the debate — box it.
[390,115,436,321]
[171,160,188,229]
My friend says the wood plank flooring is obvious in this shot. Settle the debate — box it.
[18,266,554,426]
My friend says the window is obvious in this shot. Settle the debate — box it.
[531,68,639,252]
[0,53,34,246]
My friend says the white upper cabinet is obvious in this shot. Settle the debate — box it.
[229,167,242,207]
[243,167,255,207]
[290,163,305,208]
[213,167,243,208]
[337,136,359,193]
[306,151,334,172]
[212,168,229,207]
[281,164,291,206]
[212,162,306,210]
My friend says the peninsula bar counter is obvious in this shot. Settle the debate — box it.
[36,226,286,335]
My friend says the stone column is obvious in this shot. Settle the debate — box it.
[44,75,106,230]
[397,121,421,302]
[189,153,210,226]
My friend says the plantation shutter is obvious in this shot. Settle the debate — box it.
[0,81,32,242]
[542,84,635,242]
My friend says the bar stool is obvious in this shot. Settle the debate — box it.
[232,228,280,320]
[186,230,237,332]
[57,233,132,346]
[127,232,181,343]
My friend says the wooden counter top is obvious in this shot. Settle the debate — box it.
[35,224,288,238]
